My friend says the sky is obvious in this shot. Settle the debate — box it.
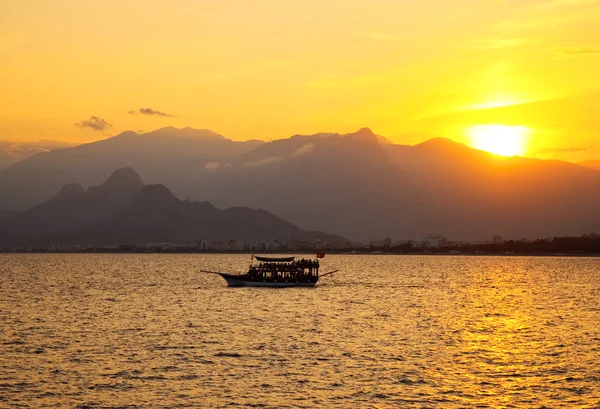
[1,0,599,161]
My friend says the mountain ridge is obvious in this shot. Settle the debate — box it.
[2,168,344,245]
[2,127,600,241]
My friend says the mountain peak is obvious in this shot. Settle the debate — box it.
[113,130,139,139]
[342,127,378,144]
[414,137,472,152]
[100,167,144,191]
[341,127,382,145]
[56,183,85,199]
[148,127,225,140]
[130,184,181,210]
[356,127,375,136]
[139,183,173,196]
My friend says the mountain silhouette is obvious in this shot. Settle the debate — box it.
[0,127,263,210]
[196,130,600,240]
[384,139,600,239]
[3,168,343,244]
[3,168,144,238]
[69,183,332,244]
[194,127,421,239]
[580,160,600,171]
[2,126,600,241]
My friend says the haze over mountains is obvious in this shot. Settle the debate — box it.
[0,140,76,171]
[1,126,600,241]
[0,168,342,245]
[0,127,263,210]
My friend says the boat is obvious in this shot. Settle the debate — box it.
[201,255,337,288]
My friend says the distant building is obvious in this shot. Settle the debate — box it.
[422,234,447,249]
[265,240,280,251]
[47,242,61,251]
[291,240,311,251]
[492,236,504,244]
[315,239,323,250]
[370,240,385,248]
[196,239,209,250]
[211,240,225,251]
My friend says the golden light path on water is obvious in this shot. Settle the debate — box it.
[1,254,599,408]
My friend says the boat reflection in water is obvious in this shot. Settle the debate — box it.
[202,255,337,288]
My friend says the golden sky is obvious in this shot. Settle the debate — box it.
[1,0,599,161]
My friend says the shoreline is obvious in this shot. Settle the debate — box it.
[1,251,599,257]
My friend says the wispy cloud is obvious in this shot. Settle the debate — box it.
[203,60,298,84]
[0,140,77,169]
[292,143,314,157]
[466,38,524,50]
[472,0,600,54]
[75,116,111,131]
[128,108,176,117]
[243,142,315,167]
[495,0,600,32]
[244,156,285,167]
[360,32,403,41]
[557,48,600,56]
[308,75,382,89]
[205,162,231,170]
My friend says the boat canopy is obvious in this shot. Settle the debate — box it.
[254,256,295,262]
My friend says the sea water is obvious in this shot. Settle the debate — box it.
[1,254,599,408]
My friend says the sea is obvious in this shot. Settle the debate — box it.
[1,254,599,408]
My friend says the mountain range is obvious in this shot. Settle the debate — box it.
[0,140,76,172]
[580,161,600,171]
[0,168,344,245]
[1,126,600,241]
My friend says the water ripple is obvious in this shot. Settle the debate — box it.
[1,254,599,408]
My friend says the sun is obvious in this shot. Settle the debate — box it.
[467,125,531,156]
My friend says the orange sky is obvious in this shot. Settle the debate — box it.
[1,0,599,161]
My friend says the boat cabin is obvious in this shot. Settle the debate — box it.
[247,256,319,283]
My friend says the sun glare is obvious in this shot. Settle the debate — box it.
[467,125,531,157]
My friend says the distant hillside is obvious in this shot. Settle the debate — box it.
[0,127,263,210]
[0,140,76,172]
[2,126,600,241]
[580,160,600,171]
[383,139,600,240]
[3,168,143,238]
[1,168,343,245]
[191,127,423,240]
[64,184,343,245]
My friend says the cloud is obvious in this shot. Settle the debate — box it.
[495,0,600,32]
[243,143,316,167]
[538,147,588,154]
[465,38,524,50]
[0,140,78,170]
[129,108,176,117]
[205,161,231,170]
[558,48,600,56]
[243,156,285,167]
[292,143,315,157]
[203,60,297,83]
[205,143,317,170]
[360,32,402,41]
[479,0,600,54]
[75,116,111,131]
[308,75,382,89]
